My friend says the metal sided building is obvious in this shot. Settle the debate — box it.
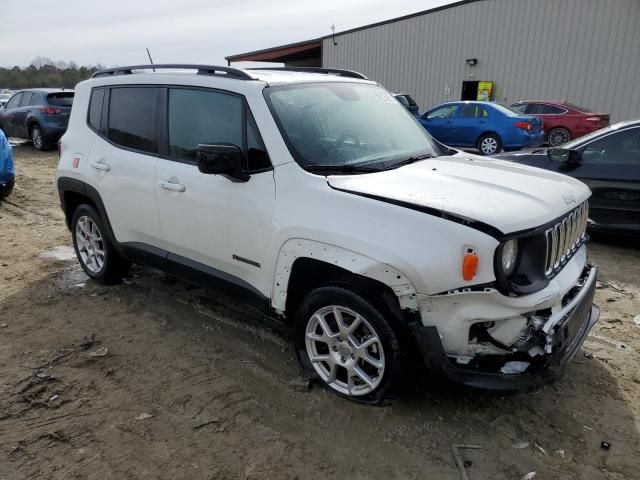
[227,0,640,122]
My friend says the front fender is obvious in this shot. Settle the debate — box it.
[271,238,419,312]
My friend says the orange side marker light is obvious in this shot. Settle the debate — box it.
[462,250,478,281]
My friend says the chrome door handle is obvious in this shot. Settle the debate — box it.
[89,161,110,171]
[158,180,186,193]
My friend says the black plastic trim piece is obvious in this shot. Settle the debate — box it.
[330,185,504,239]
[92,64,255,80]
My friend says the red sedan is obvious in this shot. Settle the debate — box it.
[510,100,609,147]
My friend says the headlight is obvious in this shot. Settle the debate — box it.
[501,239,519,276]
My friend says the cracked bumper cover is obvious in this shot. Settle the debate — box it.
[411,265,599,392]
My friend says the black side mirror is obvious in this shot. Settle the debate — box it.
[547,148,581,164]
[196,143,249,182]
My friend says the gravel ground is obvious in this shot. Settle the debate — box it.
[1,144,639,479]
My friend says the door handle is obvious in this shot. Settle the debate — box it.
[89,160,110,171]
[158,180,186,193]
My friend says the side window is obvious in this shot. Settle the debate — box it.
[510,103,527,114]
[6,93,22,109]
[107,87,158,153]
[546,105,566,114]
[88,88,105,131]
[246,110,270,171]
[527,104,547,114]
[20,93,33,107]
[168,88,243,162]
[582,128,640,165]
[426,105,457,119]
[460,105,489,118]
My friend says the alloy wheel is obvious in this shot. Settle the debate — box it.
[305,305,385,396]
[31,127,42,150]
[549,129,570,147]
[75,215,106,273]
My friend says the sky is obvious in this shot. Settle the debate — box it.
[0,0,455,68]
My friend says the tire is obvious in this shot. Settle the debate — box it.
[71,204,130,284]
[30,124,48,151]
[0,180,14,200]
[293,284,404,404]
[477,133,502,155]
[548,127,571,147]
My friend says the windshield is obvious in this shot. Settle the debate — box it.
[264,82,438,170]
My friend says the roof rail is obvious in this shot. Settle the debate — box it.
[247,67,368,80]
[91,64,254,80]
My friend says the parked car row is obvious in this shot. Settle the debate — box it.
[393,95,610,152]
[0,88,74,150]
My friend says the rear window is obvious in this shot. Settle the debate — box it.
[563,102,593,113]
[47,92,75,107]
[493,103,523,117]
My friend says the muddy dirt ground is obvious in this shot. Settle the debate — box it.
[1,144,639,480]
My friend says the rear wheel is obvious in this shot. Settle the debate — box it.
[30,125,47,151]
[293,285,403,404]
[548,127,571,147]
[71,204,130,283]
[477,133,502,155]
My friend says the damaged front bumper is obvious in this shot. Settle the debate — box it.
[412,260,599,392]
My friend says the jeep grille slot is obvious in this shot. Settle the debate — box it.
[544,202,588,276]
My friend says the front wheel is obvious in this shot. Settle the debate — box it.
[477,133,502,155]
[293,285,403,404]
[71,204,130,283]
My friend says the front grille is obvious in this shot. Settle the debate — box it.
[544,202,589,276]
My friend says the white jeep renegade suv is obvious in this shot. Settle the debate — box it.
[56,65,599,403]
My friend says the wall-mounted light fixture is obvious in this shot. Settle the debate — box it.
[466,58,478,66]
[331,24,338,46]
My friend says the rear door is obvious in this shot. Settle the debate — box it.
[84,86,164,247]
[456,104,490,146]
[418,104,459,144]
[560,126,640,230]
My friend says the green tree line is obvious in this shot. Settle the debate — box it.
[0,57,105,89]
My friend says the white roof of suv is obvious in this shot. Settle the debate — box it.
[89,64,374,87]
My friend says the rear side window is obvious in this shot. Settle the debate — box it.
[564,102,593,113]
[108,87,158,153]
[47,92,74,107]
[88,88,105,131]
[460,104,488,117]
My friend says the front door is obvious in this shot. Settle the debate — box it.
[560,126,640,230]
[419,104,459,144]
[2,92,23,137]
[155,87,276,296]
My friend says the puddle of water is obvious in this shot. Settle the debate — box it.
[40,246,76,262]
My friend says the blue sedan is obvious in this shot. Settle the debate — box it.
[418,101,545,155]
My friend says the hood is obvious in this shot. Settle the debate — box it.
[327,153,590,236]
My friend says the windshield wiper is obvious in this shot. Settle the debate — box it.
[305,164,382,174]
[384,153,435,170]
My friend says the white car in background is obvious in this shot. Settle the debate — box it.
[55,65,599,403]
